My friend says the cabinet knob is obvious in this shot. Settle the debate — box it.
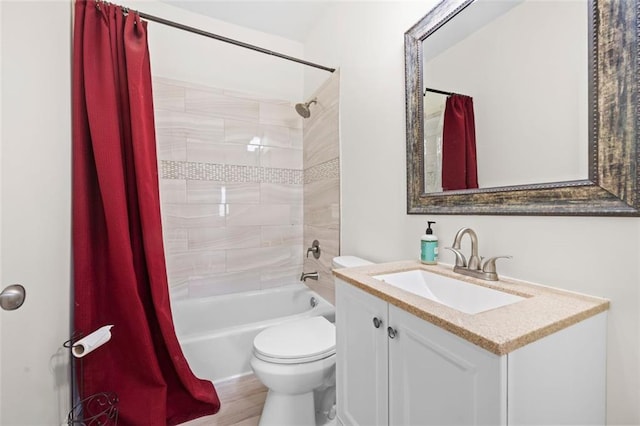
[387,326,398,339]
[372,317,382,328]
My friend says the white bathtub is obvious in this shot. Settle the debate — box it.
[171,284,335,383]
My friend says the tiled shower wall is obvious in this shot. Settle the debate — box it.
[303,72,341,304]
[153,77,305,298]
[423,92,446,193]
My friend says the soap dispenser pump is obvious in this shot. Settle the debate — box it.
[420,221,438,265]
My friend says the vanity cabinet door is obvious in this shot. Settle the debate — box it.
[336,279,389,426]
[388,305,507,426]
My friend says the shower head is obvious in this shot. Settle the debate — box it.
[295,98,317,118]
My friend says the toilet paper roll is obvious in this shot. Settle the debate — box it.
[72,325,114,358]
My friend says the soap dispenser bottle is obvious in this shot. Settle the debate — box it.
[420,221,438,265]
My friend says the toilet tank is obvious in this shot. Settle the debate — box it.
[332,256,373,269]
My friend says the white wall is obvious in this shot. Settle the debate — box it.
[305,2,640,425]
[425,0,588,187]
[1,1,71,424]
[123,1,307,103]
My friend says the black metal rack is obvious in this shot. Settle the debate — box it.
[64,333,119,425]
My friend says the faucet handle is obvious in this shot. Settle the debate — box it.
[444,247,467,267]
[306,240,321,259]
[481,256,512,273]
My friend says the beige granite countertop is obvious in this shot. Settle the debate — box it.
[333,260,609,355]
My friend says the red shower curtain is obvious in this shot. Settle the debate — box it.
[442,94,479,190]
[72,1,220,424]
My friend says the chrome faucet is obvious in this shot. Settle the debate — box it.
[451,227,482,270]
[445,227,511,281]
[300,272,319,282]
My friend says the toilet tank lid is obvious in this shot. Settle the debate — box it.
[332,256,373,268]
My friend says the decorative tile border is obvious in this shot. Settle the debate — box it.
[161,157,340,185]
[304,157,340,184]
[161,160,303,185]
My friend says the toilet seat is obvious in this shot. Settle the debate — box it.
[253,316,335,364]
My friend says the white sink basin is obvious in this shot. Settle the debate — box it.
[373,269,525,314]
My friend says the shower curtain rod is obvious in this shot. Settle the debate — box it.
[121,4,336,73]
[424,87,460,96]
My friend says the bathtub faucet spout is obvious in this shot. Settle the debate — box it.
[300,272,319,282]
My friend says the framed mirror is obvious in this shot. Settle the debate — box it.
[405,0,639,215]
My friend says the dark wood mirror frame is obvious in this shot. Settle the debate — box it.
[405,0,639,216]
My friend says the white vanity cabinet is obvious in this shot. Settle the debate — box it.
[336,278,607,426]
[336,278,389,426]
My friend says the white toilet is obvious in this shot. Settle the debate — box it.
[250,256,373,426]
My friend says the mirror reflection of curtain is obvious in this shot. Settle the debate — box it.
[442,95,478,190]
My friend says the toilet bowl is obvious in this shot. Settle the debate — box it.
[251,256,373,426]
[251,316,336,426]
